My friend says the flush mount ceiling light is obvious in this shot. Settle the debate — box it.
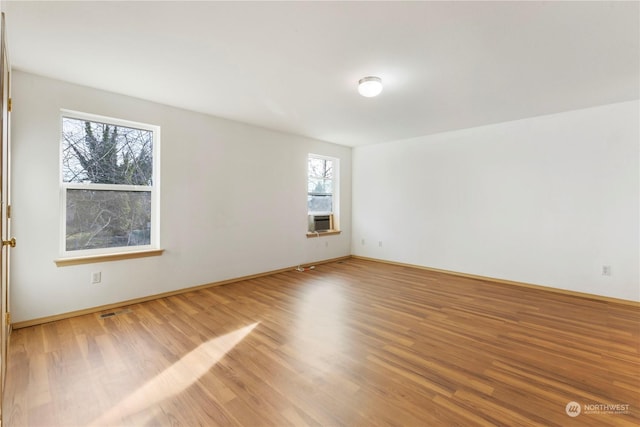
[358,76,383,97]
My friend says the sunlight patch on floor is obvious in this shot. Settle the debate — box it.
[89,322,259,426]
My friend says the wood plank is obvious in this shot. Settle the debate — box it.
[4,258,639,426]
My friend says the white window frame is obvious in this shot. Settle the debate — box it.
[59,110,161,258]
[308,153,339,228]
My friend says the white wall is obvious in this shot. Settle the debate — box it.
[11,71,352,322]
[352,100,639,302]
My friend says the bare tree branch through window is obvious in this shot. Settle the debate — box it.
[61,116,156,252]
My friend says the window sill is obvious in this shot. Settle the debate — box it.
[55,249,164,267]
[306,230,341,238]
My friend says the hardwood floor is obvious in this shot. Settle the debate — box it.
[3,258,639,426]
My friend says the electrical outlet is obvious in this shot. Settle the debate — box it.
[602,265,612,276]
[91,272,102,284]
[325,241,329,248]
[378,241,383,247]
[361,239,365,245]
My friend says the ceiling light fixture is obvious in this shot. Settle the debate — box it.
[358,76,383,97]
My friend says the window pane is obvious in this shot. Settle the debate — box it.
[62,117,153,185]
[308,157,333,179]
[308,178,333,194]
[308,194,333,213]
[66,189,151,251]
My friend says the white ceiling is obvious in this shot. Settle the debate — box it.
[4,1,639,147]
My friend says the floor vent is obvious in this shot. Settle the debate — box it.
[99,308,132,319]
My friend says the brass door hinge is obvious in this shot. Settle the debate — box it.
[7,204,10,218]
[5,312,10,325]
[7,97,11,112]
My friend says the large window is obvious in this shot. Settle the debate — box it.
[60,111,160,256]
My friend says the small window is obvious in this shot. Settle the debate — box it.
[308,154,338,232]
[308,154,334,213]
[60,111,160,256]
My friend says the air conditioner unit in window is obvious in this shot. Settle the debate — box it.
[308,214,333,232]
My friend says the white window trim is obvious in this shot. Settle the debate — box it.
[308,153,339,230]
[59,109,161,258]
